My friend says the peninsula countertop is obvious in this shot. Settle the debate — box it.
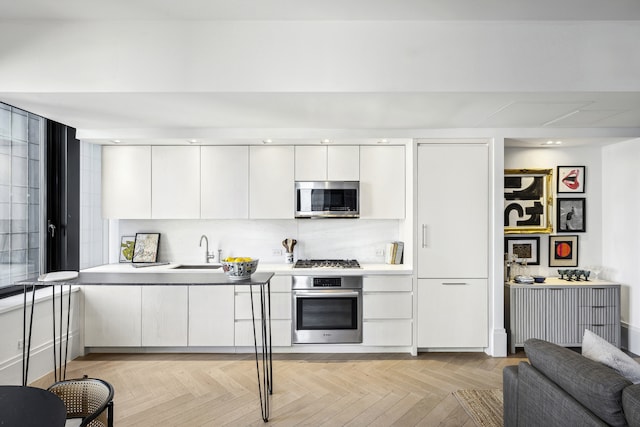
[18,271,275,286]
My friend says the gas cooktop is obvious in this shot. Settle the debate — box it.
[293,259,361,269]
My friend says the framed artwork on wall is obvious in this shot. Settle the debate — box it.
[557,166,586,193]
[505,236,540,265]
[504,169,553,234]
[557,197,586,232]
[132,233,161,263]
[119,235,135,262]
[549,235,579,267]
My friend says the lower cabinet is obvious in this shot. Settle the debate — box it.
[141,286,188,346]
[362,276,413,346]
[417,278,488,348]
[234,275,292,346]
[188,286,235,346]
[84,285,142,347]
[505,281,621,353]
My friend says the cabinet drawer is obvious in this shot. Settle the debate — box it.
[363,276,412,292]
[234,319,291,346]
[235,292,291,320]
[579,307,617,325]
[363,293,412,319]
[363,320,412,346]
[578,288,618,307]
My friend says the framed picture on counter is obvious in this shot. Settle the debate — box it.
[557,166,586,193]
[557,197,586,232]
[504,169,553,234]
[132,233,161,263]
[549,235,579,267]
[505,236,540,265]
[119,235,135,262]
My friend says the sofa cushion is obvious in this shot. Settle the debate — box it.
[583,329,640,384]
[503,365,519,427]
[517,361,608,427]
[622,385,640,427]
[525,338,631,426]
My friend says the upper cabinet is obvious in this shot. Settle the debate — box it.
[201,146,249,219]
[295,145,359,181]
[249,145,294,219]
[152,146,200,219]
[417,143,488,278]
[359,145,405,219]
[102,145,152,219]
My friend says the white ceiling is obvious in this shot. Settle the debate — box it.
[2,0,640,146]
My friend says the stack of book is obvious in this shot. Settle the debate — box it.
[385,241,404,264]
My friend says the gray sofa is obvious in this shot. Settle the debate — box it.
[503,339,640,427]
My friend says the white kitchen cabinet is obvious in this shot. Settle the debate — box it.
[84,285,142,347]
[362,275,413,346]
[188,286,235,346]
[152,146,200,219]
[249,145,294,219]
[417,143,488,278]
[141,286,189,346]
[359,145,405,219]
[234,275,291,346]
[417,279,488,348]
[295,145,359,181]
[102,146,151,219]
[201,146,249,219]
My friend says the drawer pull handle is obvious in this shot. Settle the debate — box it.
[442,282,468,286]
[422,224,427,248]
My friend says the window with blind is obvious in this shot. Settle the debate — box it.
[0,103,43,293]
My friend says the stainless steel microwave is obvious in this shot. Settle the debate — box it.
[295,181,359,218]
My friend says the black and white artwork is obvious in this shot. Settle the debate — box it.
[557,198,586,232]
[504,169,553,234]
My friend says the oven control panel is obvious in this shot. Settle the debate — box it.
[292,275,362,290]
[313,277,342,287]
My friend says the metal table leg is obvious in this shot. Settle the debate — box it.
[249,280,273,422]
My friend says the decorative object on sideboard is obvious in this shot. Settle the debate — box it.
[556,197,586,232]
[504,169,553,234]
[557,165,586,193]
[119,236,135,262]
[132,233,161,263]
[549,235,579,267]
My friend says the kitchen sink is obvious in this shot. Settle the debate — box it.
[172,264,221,270]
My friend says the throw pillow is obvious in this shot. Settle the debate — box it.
[582,329,640,384]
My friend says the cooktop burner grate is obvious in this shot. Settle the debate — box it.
[293,259,361,269]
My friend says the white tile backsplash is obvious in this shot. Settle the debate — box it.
[116,218,400,264]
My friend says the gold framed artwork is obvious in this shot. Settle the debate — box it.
[504,169,553,234]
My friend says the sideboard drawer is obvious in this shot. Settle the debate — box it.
[579,306,617,325]
[581,324,619,346]
[578,288,617,307]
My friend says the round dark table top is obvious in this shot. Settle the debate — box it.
[0,385,67,427]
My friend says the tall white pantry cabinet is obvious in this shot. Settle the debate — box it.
[416,142,489,348]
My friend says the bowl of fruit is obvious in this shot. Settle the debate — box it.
[221,257,259,280]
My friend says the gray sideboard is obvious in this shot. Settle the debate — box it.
[505,278,621,354]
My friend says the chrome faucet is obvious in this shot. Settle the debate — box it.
[199,235,216,263]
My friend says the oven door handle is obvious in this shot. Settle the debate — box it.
[294,291,360,298]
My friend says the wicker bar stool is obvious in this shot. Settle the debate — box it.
[47,375,114,427]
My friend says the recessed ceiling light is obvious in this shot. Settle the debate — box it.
[188,139,198,144]
[546,140,554,145]
[111,139,121,144]
[555,141,563,145]
[378,139,389,144]
[262,139,272,144]
[321,139,331,144]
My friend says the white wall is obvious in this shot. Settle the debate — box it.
[504,145,604,276]
[602,139,640,354]
[0,288,82,385]
[115,219,401,265]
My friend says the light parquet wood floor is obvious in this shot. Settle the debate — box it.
[32,351,527,426]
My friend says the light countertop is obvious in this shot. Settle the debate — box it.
[81,262,413,276]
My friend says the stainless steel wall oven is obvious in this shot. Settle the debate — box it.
[292,276,363,344]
